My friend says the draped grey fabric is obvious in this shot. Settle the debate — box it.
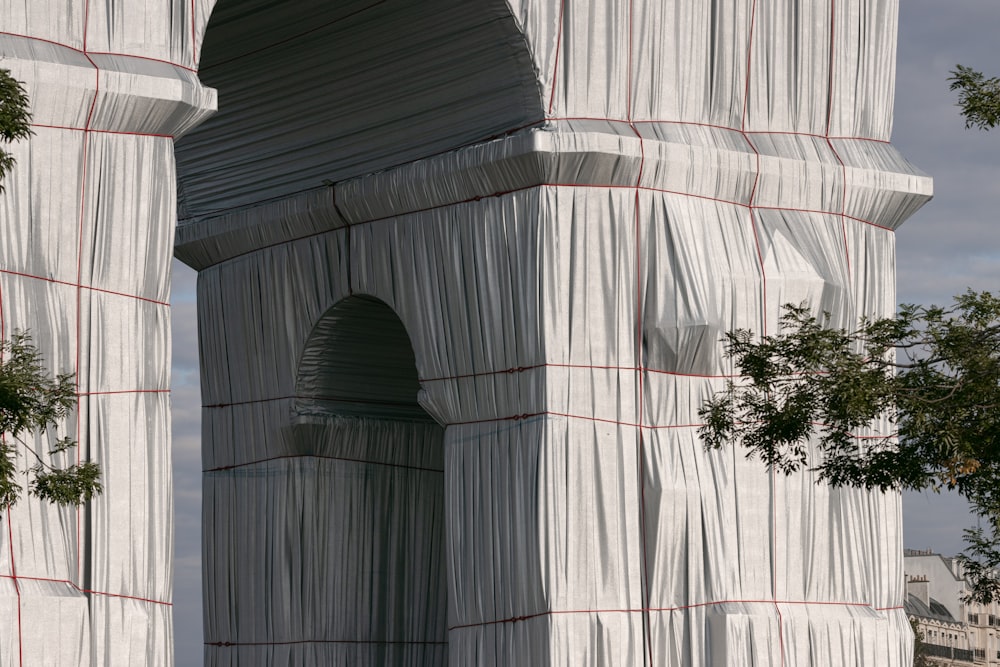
[2,0,931,665]
[0,6,215,665]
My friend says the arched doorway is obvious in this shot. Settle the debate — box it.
[181,2,542,662]
[289,295,447,664]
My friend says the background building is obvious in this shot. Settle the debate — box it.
[906,549,1000,666]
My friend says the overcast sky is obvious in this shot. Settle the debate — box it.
[166,3,1000,664]
[893,0,1000,560]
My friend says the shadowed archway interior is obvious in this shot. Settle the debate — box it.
[176,0,542,223]
[285,295,447,664]
[296,295,435,422]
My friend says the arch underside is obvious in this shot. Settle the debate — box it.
[175,0,543,222]
[255,296,448,664]
[296,296,433,422]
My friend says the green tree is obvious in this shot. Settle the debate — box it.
[0,332,102,510]
[0,69,102,513]
[698,63,1000,605]
[950,65,1000,130]
[910,617,932,667]
[699,293,1000,604]
[0,68,32,187]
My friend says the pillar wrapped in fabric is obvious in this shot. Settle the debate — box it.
[0,4,215,665]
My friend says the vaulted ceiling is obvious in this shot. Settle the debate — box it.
[174,0,543,223]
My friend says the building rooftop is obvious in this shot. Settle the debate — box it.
[905,593,959,625]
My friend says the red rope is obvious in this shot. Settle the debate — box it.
[547,0,566,114]
[82,2,90,52]
[739,0,787,662]
[0,268,171,306]
[0,573,171,606]
[826,0,852,282]
[421,362,743,383]
[200,396,896,441]
[6,510,23,667]
[74,3,100,583]
[0,32,197,73]
[204,454,443,475]
[448,597,904,632]
[190,0,198,68]
[30,123,174,139]
[627,0,653,658]
[208,179,895,270]
[552,116,889,143]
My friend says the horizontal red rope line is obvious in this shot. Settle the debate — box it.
[203,394,428,409]
[31,123,175,139]
[0,268,170,306]
[6,508,23,667]
[203,396,294,409]
[0,573,170,606]
[206,639,447,647]
[0,38,889,146]
[546,116,891,144]
[422,362,742,383]
[546,0,566,114]
[450,412,894,440]
[209,179,895,267]
[0,31,196,72]
[189,0,198,67]
[202,367,739,409]
[201,397,895,440]
[182,109,908,226]
[279,396,419,408]
[423,362,854,385]
[448,411,701,429]
[204,453,443,475]
[448,598,903,631]
[80,50,196,73]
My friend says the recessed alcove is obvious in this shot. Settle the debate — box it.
[282,295,447,664]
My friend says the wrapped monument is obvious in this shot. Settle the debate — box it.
[2,0,931,665]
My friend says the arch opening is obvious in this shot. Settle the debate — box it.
[296,295,435,423]
[288,295,447,665]
[176,0,542,221]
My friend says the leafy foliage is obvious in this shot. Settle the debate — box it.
[0,75,100,514]
[950,65,1000,130]
[910,617,932,667]
[0,68,32,189]
[0,333,102,513]
[699,292,1000,603]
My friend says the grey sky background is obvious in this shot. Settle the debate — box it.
[167,3,1000,664]
[894,0,1000,559]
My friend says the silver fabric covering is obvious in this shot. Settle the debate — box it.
[0,6,215,665]
[3,0,931,665]
[180,1,931,665]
